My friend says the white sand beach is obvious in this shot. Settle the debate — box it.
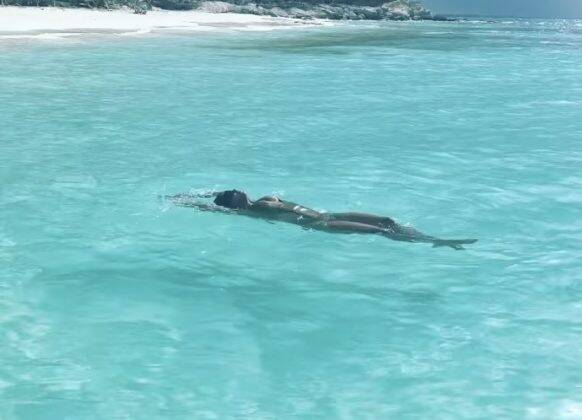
[0,6,307,38]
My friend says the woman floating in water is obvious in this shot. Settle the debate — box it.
[167,190,477,250]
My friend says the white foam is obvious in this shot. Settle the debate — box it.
[118,27,153,36]
[0,6,308,40]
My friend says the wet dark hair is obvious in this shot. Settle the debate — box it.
[213,190,250,210]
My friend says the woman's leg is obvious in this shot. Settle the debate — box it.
[328,212,396,229]
[322,220,387,234]
[320,220,477,250]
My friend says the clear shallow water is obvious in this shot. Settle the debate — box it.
[1,19,581,418]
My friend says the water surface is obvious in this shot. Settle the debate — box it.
[1,19,581,419]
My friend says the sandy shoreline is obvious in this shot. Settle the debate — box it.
[0,6,311,39]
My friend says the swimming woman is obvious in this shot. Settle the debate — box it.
[167,190,477,250]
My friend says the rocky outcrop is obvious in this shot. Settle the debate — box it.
[197,0,433,20]
[2,0,438,20]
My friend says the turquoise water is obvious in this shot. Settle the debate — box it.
[1,19,582,418]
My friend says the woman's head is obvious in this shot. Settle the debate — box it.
[213,190,250,209]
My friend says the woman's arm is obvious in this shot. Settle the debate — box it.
[164,193,233,213]
[164,191,219,201]
[177,202,233,213]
